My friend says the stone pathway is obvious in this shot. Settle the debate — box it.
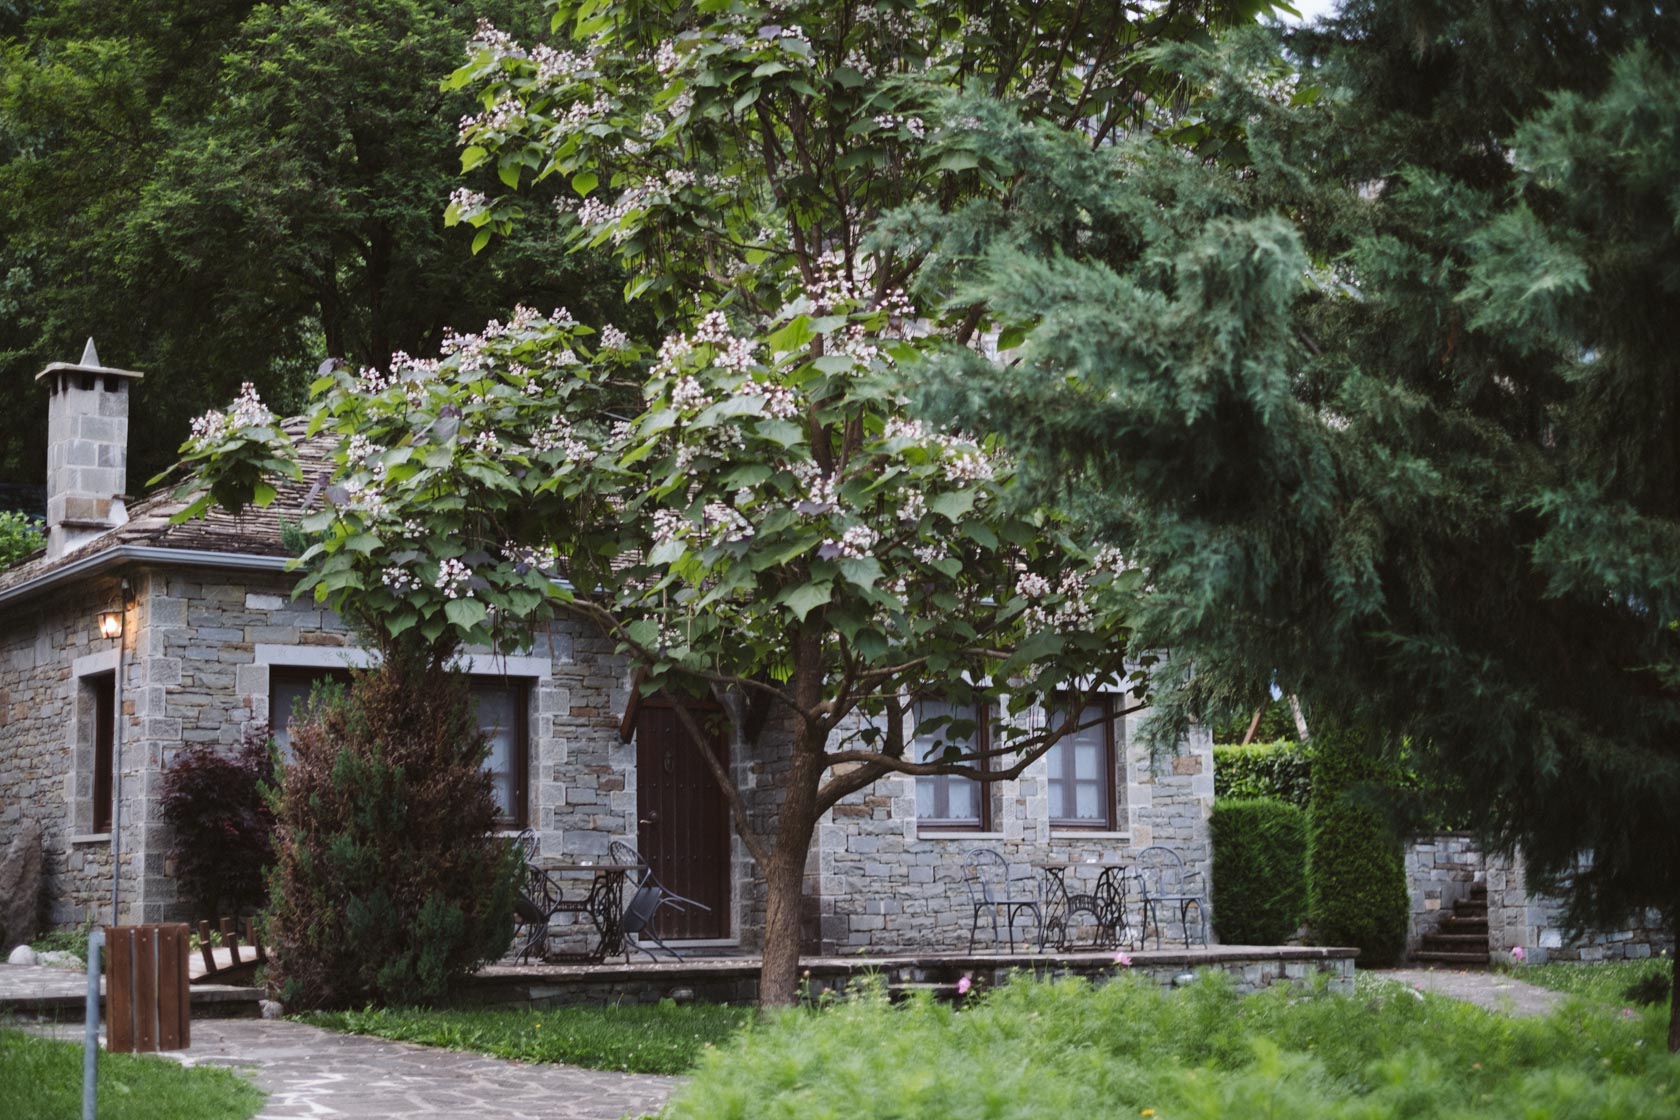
[1378,967,1568,1017]
[28,1018,680,1119]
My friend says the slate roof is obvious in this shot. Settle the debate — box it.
[0,419,335,597]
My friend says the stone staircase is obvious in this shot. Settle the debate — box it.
[1413,882,1491,967]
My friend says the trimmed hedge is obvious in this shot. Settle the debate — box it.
[1213,740,1313,809]
[1211,797,1308,945]
[1306,718,1409,966]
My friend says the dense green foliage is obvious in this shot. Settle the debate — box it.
[303,1001,754,1074]
[1210,797,1308,945]
[0,1027,264,1119]
[663,975,1679,1120]
[265,654,518,1009]
[0,510,41,568]
[0,0,635,486]
[1307,721,1409,965]
[159,726,277,918]
[907,0,1680,1036]
[1213,740,1313,809]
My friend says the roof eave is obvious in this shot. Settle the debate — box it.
[0,546,293,610]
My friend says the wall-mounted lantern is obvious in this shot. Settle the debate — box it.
[98,610,123,640]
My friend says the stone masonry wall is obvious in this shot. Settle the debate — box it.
[1405,833,1674,964]
[814,706,1216,954]
[0,574,130,930]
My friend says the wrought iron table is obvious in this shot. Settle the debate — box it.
[542,863,637,963]
[1033,860,1139,951]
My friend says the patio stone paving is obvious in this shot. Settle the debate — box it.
[28,1018,681,1119]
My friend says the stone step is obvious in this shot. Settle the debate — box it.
[1468,883,1487,900]
[887,981,964,1002]
[1452,901,1489,916]
[1412,950,1491,966]
[1421,933,1490,949]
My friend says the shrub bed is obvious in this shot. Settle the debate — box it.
[664,976,1678,1120]
[1306,718,1409,965]
[1213,739,1313,809]
[1210,797,1308,944]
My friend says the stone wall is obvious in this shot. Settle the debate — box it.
[813,707,1215,954]
[0,574,130,930]
[1404,833,1674,964]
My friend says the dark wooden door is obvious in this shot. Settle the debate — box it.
[635,703,731,939]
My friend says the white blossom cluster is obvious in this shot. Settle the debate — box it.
[503,541,550,570]
[654,40,682,74]
[842,47,876,78]
[458,95,524,142]
[913,540,949,566]
[734,378,800,419]
[898,490,926,523]
[790,461,839,513]
[471,429,501,454]
[671,376,712,411]
[436,557,473,599]
[448,187,487,215]
[341,476,388,521]
[532,43,595,87]
[873,114,927,140]
[701,502,755,546]
[188,383,273,448]
[826,524,879,559]
[1017,569,1095,632]
[652,508,686,544]
[382,566,421,593]
[530,415,593,460]
[880,417,1001,487]
[466,19,523,59]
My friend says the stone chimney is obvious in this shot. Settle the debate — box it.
[35,339,143,560]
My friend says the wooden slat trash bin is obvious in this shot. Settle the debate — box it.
[104,923,191,1053]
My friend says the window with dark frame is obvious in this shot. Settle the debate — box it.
[913,698,989,831]
[1046,696,1118,830]
[91,673,114,834]
[267,668,531,829]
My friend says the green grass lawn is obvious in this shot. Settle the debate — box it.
[301,1000,754,1074]
[660,973,1679,1120]
[0,1028,264,1120]
[1517,957,1673,1006]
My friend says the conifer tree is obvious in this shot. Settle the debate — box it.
[911,1,1680,1046]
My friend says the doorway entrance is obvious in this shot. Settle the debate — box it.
[634,701,732,939]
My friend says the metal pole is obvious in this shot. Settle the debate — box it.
[109,632,123,923]
[82,928,104,1120]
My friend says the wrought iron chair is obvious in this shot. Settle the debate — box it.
[510,829,565,964]
[608,840,712,962]
[1136,846,1207,949]
[1039,865,1140,951]
[961,848,1043,953]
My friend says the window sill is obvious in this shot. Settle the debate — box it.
[70,832,111,845]
[1050,831,1131,841]
[915,830,1005,841]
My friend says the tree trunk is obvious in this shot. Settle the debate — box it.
[756,633,826,1010]
[759,836,812,1009]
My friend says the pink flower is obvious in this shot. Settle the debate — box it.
[1114,952,1133,968]
[956,976,972,996]
[1510,946,1526,964]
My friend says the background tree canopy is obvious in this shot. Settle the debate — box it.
[908,0,1680,1043]
[0,0,640,488]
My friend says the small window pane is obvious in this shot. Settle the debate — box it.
[474,684,522,825]
[1047,699,1114,828]
[1075,782,1099,819]
[913,699,984,827]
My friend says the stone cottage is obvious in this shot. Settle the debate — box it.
[0,346,1215,952]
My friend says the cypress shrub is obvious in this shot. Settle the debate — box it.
[265,650,519,1009]
[160,726,277,917]
[1213,740,1314,809]
[1210,797,1308,945]
[1306,718,1410,966]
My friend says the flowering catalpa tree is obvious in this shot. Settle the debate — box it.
[171,0,1265,1005]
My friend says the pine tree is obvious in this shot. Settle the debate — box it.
[911,2,1680,1045]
